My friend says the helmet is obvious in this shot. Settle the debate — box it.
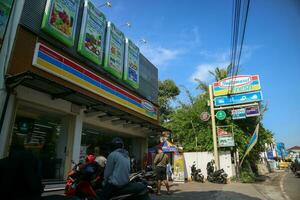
[85,154,96,163]
[111,137,124,150]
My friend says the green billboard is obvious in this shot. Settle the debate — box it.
[77,0,106,65]
[0,0,14,49]
[41,0,80,47]
[103,21,125,79]
[124,38,139,89]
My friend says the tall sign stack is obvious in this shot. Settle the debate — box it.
[209,75,263,169]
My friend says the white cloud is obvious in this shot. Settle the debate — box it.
[140,45,184,68]
[190,62,229,82]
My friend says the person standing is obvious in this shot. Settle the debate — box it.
[154,148,170,195]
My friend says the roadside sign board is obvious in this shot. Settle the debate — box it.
[200,112,210,121]
[213,75,261,96]
[216,110,226,120]
[218,136,235,147]
[232,108,246,119]
[217,127,232,137]
[214,91,263,107]
[246,106,260,117]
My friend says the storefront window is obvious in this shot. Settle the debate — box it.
[10,103,68,181]
[80,125,135,164]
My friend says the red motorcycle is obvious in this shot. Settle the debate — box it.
[65,155,103,198]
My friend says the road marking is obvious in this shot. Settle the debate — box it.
[280,173,291,200]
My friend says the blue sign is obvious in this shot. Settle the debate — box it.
[232,108,246,119]
[214,91,263,107]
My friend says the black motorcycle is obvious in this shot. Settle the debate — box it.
[206,160,228,184]
[191,162,204,183]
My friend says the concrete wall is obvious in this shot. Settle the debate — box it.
[183,151,234,180]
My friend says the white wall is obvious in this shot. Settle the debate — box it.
[183,151,234,180]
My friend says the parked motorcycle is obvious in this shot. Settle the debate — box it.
[206,160,228,184]
[190,162,204,182]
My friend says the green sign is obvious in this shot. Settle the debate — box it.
[216,110,226,120]
[0,0,14,49]
[103,21,125,79]
[77,0,106,65]
[41,0,80,47]
[218,136,235,147]
[124,38,139,89]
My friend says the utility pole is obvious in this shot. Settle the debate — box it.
[209,84,220,169]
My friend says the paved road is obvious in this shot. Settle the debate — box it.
[283,172,300,200]
[43,172,300,200]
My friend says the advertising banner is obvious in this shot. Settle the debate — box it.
[0,0,14,49]
[246,106,260,117]
[103,21,125,79]
[124,38,139,89]
[213,75,261,96]
[78,0,106,65]
[41,0,80,47]
[173,154,185,182]
[214,91,263,107]
[232,108,246,119]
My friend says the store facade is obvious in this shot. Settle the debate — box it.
[0,0,163,182]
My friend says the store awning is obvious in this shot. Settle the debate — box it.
[5,71,167,135]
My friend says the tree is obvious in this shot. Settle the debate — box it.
[158,79,180,124]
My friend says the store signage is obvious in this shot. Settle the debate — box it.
[41,0,80,47]
[77,0,106,65]
[32,43,158,120]
[214,91,263,107]
[246,106,260,117]
[213,75,261,96]
[0,0,14,49]
[104,21,125,79]
[232,108,246,119]
[217,127,232,137]
[216,110,226,120]
[124,38,139,89]
[200,112,210,121]
[218,136,235,147]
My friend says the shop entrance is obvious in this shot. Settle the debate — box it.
[80,124,144,171]
[9,102,69,181]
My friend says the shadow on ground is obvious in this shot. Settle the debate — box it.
[152,190,262,200]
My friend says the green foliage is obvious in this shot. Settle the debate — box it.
[158,79,180,124]
[165,95,213,151]
[240,169,255,183]
[159,64,274,169]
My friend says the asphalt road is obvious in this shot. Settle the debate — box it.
[283,172,300,200]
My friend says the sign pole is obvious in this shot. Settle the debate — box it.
[209,84,220,169]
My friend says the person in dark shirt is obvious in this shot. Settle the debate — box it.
[154,147,170,195]
[0,144,43,200]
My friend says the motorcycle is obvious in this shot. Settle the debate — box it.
[206,160,228,184]
[65,160,151,200]
[190,162,204,183]
[65,160,102,198]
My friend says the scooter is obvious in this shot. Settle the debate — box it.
[65,160,151,200]
[206,161,228,184]
[190,162,204,183]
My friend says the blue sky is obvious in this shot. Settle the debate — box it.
[93,0,300,148]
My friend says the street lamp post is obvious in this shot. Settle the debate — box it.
[98,1,112,8]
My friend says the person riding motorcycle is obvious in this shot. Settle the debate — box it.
[99,137,131,199]
[99,137,150,200]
